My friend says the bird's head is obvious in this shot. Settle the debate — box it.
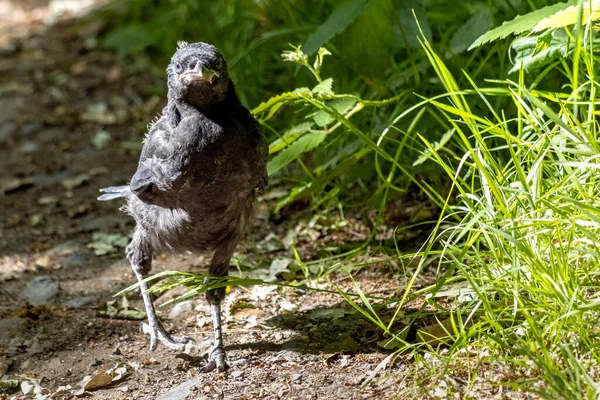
[167,41,230,109]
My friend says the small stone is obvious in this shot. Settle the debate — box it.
[90,359,102,367]
[112,346,122,355]
[38,195,59,206]
[29,213,43,226]
[21,276,59,306]
[167,300,195,320]
[34,255,52,268]
[231,370,244,380]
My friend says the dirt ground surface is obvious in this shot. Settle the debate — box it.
[0,2,538,400]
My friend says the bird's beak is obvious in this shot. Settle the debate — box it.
[180,64,219,84]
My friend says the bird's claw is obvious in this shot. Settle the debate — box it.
[201,346,228,373]
[140,322,195,351]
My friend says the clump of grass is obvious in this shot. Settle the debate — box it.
[371,4,600,397]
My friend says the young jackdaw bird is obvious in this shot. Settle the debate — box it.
[99,41,268,372]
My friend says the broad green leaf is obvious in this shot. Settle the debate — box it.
[268,122,314,154]
[267,132,327,175]
[313,98,357,127]
[304,0,373,55]
[509,30,571,73]
[312,78,334,95]
[450,8,492,54]
[533,1,600,32]
[469,0,577,49]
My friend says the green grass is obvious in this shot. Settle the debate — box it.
[357,3,600,397]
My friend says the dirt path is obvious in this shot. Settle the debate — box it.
[0,3,408,399]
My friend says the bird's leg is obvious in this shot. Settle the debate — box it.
[126,229,194,351]
[201,286,227,372]
[201,240,238,373]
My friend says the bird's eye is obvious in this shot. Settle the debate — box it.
[175,63,183,73]
[214,59,223,70]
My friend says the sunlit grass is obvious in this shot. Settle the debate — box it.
[367,12,600,398]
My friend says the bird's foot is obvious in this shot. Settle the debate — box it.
[140,322,195,351]
[200,346,228,373]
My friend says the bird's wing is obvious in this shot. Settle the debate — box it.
[130,116,185,204]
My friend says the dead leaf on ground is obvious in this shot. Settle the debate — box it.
[97,297,154,320]
[69,363,129,396]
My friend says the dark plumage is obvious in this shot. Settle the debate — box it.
[99,42,268,372]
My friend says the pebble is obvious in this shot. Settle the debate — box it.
[112,346,122,356]
[167,300,195,320]
[231,370,244,380]
[21,276,59,306]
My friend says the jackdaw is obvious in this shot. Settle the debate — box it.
[99,41,268,372]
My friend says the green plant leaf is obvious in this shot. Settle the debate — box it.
[469,0,577,49]
[312,78,334,95]
[269,122,314,154]
[267,132,327,175]
[304,0,373,55]
[313,98,357,127]
[509,30,571,73]
[533,1,600,32]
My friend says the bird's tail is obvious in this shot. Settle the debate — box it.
[98,185,131,201]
